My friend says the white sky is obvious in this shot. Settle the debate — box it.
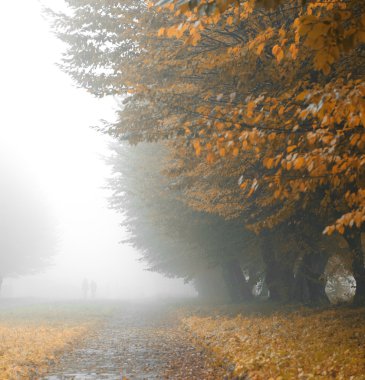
[0,0,195,299]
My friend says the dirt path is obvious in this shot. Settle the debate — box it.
[44,302,228,380]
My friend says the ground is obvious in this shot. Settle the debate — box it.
[1,299,365,379]
[44,301,227,379]
[0,299,228,380]
[181,303,365,380]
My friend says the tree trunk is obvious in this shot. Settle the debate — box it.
[266,266,294,302]
[221,259,252,303]
[194,268,231,302]
[292,268,310,304]
[344,230,365,305]
[260,232,294,303]
[292,252,329,305]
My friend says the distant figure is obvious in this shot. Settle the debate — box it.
[82,278,89,299]
[90,280,97,299]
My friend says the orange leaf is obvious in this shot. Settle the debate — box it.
[336,224,345,235]
[257,43,265,55]
[226,16,234,25]
[294,157,305,170]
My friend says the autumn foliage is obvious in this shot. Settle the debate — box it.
[50,0,365,305]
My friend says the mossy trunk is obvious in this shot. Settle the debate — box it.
[221,259,252,303]
[344,230,365,305]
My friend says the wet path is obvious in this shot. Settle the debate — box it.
[44,302,226,380]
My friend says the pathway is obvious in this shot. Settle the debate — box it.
[44,302,229,380]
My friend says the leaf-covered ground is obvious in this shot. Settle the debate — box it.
[182,306,365,380]
[2,300,365,379]
[0,300,108,379]
[44,301,228,379]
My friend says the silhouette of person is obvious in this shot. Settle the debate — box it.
[82,278,89,299]
[90,280,97,299]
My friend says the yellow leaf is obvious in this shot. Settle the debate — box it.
[206,153,214,164]
[350,134,360,146]
[296,90,309,101]
[272,45,284,63]
[268,133,276,141]
[276,49,284,62]
[215,121,225,130]
[272,44,281,56]
[247,101,256,118]
[323,225,335,235]
[240,181,248,190]
[157,28,165,37]
[294,156,305,170]
[226,16,234,25]
[263,157,274,169]
[166,26,177,38]
[247,186,255,197]
[336,224,345,235]
[279,28,286,39]
[289,44,298,59]
[257,43,265,55]
[354,213,363,228]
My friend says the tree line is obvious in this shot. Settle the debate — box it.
[49,0,365,305]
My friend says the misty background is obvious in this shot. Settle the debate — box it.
[0,0,195,299]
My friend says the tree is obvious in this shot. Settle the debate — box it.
[107,141,257,302]
[51,0,364,304]
[153,0,365,303]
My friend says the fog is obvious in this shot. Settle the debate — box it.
[0,0,196,300]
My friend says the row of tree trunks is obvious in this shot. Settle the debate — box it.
[260,229,365,306]
[198,229,365,305]
[260,228,329,305]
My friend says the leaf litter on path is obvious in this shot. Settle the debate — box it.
[44,302,229,380]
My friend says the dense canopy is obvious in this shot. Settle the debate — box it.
[50,0,365,305]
